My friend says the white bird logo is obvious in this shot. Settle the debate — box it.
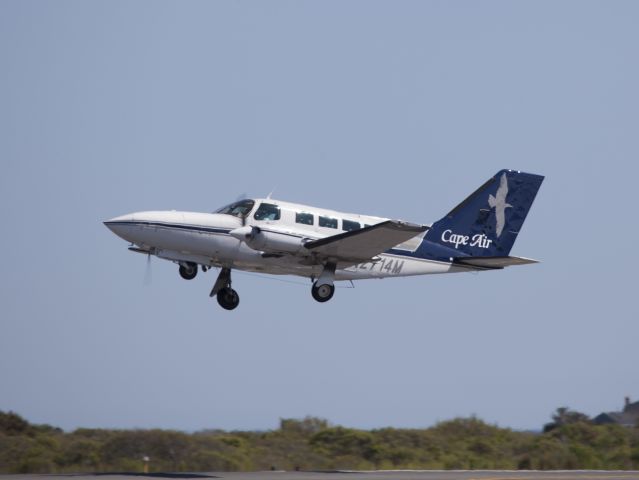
[488,173,512,237]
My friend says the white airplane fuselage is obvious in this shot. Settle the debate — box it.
[105,201,456,283]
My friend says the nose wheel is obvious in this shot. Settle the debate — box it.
[312,282,335,302]
[179,262,198,280]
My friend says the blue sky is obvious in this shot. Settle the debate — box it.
[1,1,637,432]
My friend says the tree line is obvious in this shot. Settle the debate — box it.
[1,409,638,473]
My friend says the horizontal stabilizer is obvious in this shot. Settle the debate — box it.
[453,255,539,269]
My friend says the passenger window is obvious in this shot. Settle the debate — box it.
[254,203,281,221]
[342,219,361,232]
[296,212,314,225]
[319,216,338,229]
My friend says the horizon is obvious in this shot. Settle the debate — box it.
[1,405,623,434]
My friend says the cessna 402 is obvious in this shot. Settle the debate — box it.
[104,169,543,310]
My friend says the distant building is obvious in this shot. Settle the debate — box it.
[593,397,639,427]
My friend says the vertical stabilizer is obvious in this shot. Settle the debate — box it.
[421,169,544,259]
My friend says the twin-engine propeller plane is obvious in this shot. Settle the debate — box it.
[105,169,543,310]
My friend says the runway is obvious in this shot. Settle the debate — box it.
[2,470,638,480]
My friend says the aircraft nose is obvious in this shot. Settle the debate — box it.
[103,213,136,239]
[104,213,133,227]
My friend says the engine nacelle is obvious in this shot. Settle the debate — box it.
[230,226,307,254]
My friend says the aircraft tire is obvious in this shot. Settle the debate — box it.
[217,287,240,310]
[311,282,334,303]
[179,263,198,280]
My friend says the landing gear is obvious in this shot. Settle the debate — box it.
[217,287,240,310]
[179,262,198,280]
[210,267,240,310]
[311,282,335,302]
[311,262,336,303]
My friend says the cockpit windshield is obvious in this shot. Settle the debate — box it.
[214,199,255,218]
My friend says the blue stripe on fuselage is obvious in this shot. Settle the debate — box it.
[103,220,232,235]
[105,220,460,263]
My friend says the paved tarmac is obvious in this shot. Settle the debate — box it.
[2,471,638,480]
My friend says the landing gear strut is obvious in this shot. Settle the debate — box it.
[179,262,198,280]
[210,267,239,310]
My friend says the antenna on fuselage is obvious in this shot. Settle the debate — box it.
[266,186,277,200]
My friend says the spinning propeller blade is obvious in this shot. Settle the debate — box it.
[144,253,152,286]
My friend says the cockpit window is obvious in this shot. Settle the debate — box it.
[215,199,255,218]
[254,203,281,221]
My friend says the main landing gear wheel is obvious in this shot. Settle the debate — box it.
[217,287,240,310]
[210,267,240,310]
[311,282,335,303]
[179,262,198,280]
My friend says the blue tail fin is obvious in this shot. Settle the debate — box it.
[422,169,544,258]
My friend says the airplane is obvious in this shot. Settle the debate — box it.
[104,169,544,310]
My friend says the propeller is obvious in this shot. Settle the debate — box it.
[229,225,261,243]
[127,246,155,285]
[233,192,249,226]
[144,252,152,286]
[247,226,261,241]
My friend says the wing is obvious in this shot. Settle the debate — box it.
[304,220,428,264]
